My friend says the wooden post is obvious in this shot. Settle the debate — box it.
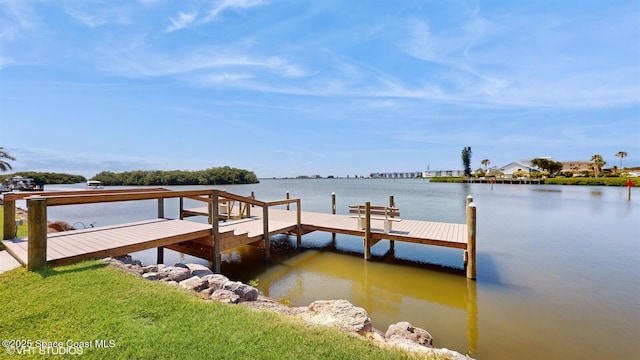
[157,247,164,264]
[157,197,165,264]
[296,199,302,248]
[212,190,221,273]
[389,195,395,251]
[466,279,479,354]
[331,192,336,242]
[27,196,47,271]
[179,197,184,220]
[263,202,270,262]
[286,191,290,211]
[466,201,477,280]
[331,192,336,214]
[364,202,372,260]
[3,195,16,240]
[157,198,165,218]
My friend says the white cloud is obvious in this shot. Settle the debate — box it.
[166,11,197,33]
[64,6,130,28]
[103,45,312,80]
[202,0,266,23]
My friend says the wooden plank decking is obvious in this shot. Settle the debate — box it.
[187,207,467,249]
[1,189,475,278]
[2,218,212,266]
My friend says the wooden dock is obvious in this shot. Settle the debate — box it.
[2,189,476,279]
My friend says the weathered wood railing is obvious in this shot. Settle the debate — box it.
[2,188,169,240]
[180,190,302,261]
[5,188,302,272]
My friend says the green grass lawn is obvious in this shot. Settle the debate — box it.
[0,261,416,360]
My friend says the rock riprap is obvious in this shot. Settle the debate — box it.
[104,256,473,360]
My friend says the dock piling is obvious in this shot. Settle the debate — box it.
[3,194,16,240]
[389,195,395,251]
[211,190,221,273]
[286,191,290,210]
[27,196,47,271]
[263,202,270,263]
[364,202,372,260]
[331,192,336,242]
[465,197,477,280]
[296,199,302,248]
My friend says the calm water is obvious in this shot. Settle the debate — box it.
[38,179,639,360]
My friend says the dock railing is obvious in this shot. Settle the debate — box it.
[181,190,302,261]
[4,188,302,272]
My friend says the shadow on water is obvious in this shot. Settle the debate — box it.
[221,235,470,282]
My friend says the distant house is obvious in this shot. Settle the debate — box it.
[561,161,591,172]
[498,162,541,178]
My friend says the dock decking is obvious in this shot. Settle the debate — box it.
[3,218,212,266]
[1,189,476,279]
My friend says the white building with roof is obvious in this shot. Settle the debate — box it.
[498,162,541,178]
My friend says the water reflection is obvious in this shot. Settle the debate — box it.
[220,236,479,355]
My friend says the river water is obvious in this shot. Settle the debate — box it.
[37,179,639,359]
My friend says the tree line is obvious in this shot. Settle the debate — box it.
[91,167,259,186]
[1,172,87,184]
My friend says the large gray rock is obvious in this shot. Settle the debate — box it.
[223,281,259,302]
[157,266,191,282]
[141,265,158,274]
[385,321,433,348]
[186,263,214,277]
[206,274,230,291]
[142,272,157,281]
[294,299,372,335]
[211,289,240,304]
[240,296,292,314]
[179,276,210,292]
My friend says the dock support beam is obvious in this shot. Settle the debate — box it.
[364,202,372,260]
[157,197,165,264]
[296,199,302,248]
[157,198,165,218]
[27,196,47,271]
[331,192,336,242]
[211,190,221,273]
[286,191,290,211]
[465,196,477,280]
[389,195,395,252]
[3,195,16,240]
[263,203,270,262]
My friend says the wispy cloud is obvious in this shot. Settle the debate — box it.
[0,0,38,39]
[202,0,266,23]
[64,5,130,28]
[166,11,197,33]
[164,0,266,33]
[102,44,311,80]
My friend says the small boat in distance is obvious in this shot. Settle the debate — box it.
[1,176,44,192]
[86,180,104,190]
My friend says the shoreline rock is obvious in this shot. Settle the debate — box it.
[104,256,473,359]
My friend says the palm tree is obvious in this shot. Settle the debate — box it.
[615,151,628,171]
[0,147,16,172]
[590,154,606,176]
[481,159,490,171]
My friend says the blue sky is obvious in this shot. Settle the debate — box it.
[1,0,639,178]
